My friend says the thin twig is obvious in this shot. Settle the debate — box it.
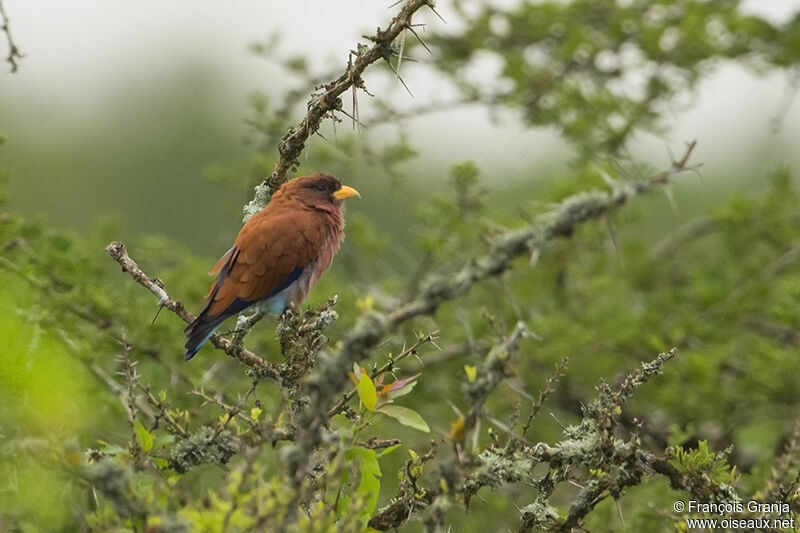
[464,322,530,434]
[105,241,281,381]
[190,388,294,444]
[243,0,434,215]
[521,357,568,438]
[0,0,23,73]
[192,388,260,432]
[371,350,685,531]
[328,330,438,416]
[289,142,701,483]
[137,384,189,438]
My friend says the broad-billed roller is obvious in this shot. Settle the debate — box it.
[184,173,360,359]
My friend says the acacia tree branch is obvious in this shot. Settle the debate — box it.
[328,330,438,417]
[105,241,281,381]
[464,321,530,435]
[104,0,437,377]
[368,351,672,529]
[0,0,22,73]
[242,0,434,217]
[286,142,700,481]
[368,349,736,532]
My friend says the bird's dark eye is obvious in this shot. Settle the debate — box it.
[312,183,327,192]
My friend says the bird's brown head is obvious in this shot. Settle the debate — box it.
[275,173,360,213]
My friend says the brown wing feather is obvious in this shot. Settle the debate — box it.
[204,207,328,316]
[209,248,233,275]
[205,247,236,298]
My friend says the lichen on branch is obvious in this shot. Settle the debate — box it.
[285,142,700,482]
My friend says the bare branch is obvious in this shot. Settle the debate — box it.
[288,143,700,482]
[521,357,568,438]
[328,330,438,416]
[0,0,22,73]
[371,349,683,531]
[243,0,434,217]
[464,322,530,435]
[104,241,281,381]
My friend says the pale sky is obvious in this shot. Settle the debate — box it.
[3,0,800,182]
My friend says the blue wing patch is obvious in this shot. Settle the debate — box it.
[184,265,306,360]
[224,265,305,315]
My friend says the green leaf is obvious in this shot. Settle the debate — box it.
[154,433,176,448]
[134,419,154,452]
[357,371,378,411]
[98,442,128,457]
[337,446,382,524]
[464,365,478,382]
[352,448,381,515]
[377,405,430,433]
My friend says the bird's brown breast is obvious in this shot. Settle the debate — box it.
[205,204,343,316]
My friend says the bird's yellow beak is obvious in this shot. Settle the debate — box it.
[332,185,361,200]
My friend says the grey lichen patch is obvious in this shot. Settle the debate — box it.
[278,297,339,390]
[519,499,561,531]
[555,436,605,466]
[169,427,238,473]
[419,274,457,302]
[302,308,339,332]
[465,448,536,497]
[562,418,596,440]
[242,182,273,222]
[83,458,143,518]
[369,497,423,531]
[543,190,612,237]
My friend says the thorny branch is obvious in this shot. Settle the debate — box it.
[286,141,700,481]
[190,388,294,446]
[0,0,22,73]
[242,0,436,218]
[105,241,281,381]
[367,349,729,532]
[328,330,439,416]
[521,358,568,438]
[104,138,699,490]
[94,4,717,524]
[464,321,530,436]
[11,0,795,525]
